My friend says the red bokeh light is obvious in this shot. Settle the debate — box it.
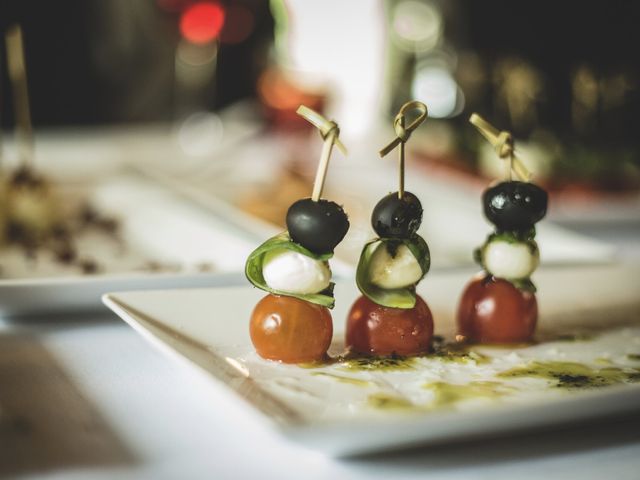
[180,2,225,45]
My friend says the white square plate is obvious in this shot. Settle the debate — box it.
[103,264,640,456]
[0,173,255,317]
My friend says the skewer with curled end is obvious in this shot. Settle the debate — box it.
[245,105,351,364]
[469,113,531,182]
[469,113,546,233]
[285,105,349,255]
[379,100,428,199]
[372,101,428,240]
[3,25,58,244]
[456,113,549,345]
[346,101,434,358]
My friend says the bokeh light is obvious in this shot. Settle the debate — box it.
[392,0,442,52]
[412,66,464,118]
[176,111,224,156]
[180,2,226,45]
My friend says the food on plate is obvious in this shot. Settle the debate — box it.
[346,294,433,356]
[0,25,60,248]
[457,274,538,344]
[286,197,350,254]
[246,105,348,363]
[0,25,185,279]
[0,164,129,276]
[3,167,59,245]
[346,101,433,356]
[0,25,120,276]
[249,294,333,363]
[457,114,548,343]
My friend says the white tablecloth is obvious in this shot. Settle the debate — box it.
[2,314,640,480]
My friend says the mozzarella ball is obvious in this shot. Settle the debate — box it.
[262,249,331,294]
[369,243,423,289]
[483,240,539,279]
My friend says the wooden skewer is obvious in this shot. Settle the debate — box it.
[296,105,346,202]
[311,129,336,201]
[398,115,405,198]
[469,113,531,182]
[379,101,428,198]
[5,25,34,170]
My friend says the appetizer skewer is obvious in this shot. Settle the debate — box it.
[346,101,433,357]
[0,26,130,275]
[3,25,59,246]
[457,114,548,344]
[245,105,349,363]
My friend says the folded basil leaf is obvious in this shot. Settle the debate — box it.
[510,277,537,293]
[489,227,536,243]
[356,235,431,309]
[245,231,335,308]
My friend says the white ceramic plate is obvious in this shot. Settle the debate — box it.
[103,264,640,456]
[0,173,255,317]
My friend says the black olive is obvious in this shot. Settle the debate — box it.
[286,198,349,254]
[371,191,423,238]
[482,181,548,231]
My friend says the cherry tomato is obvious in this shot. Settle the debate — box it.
[457,273,537,344]
[250,294,333,363]
[346,295,433,356]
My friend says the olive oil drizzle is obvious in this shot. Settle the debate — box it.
[340,355,418,372]
[497,361,640,389]
[423,381,514,408]
[367,394,420,411]
[295,331,640,414]
[366,361,640,412]
[367,382,514,412]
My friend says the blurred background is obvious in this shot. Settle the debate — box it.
[0,0,639,283]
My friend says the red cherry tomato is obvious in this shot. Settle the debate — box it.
[346,295,433,356]
[250,294,333,363]
[457,273,537,344]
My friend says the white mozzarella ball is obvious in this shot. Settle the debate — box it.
[369,244,423,289]
[483,240,539,279]
[262,249,331,294]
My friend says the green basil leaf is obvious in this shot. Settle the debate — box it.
[510,277,537,293]
[355,235,431,309]
[404,234,431,276]
[244,232,335,308]
[490,227,536,243]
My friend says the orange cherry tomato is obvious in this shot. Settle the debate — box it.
[346,294,433,356]
[250,294,333,363]
[457,273,537,344]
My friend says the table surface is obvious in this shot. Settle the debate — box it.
[1,126,639,479]
[2,310,640,480]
